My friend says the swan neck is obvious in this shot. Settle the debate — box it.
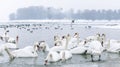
[65,37,68,49]
[5,47,14,59]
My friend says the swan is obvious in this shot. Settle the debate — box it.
[54,35,62,46]
[7,35,19,44]
[67,33,79,49]
[44,51,61,65]
[85,40,104,62]
[60,50,72,61]
[104,39,120,53]
[2,43,17,49]
[0,36,18,49]
[0,42,18,55]
[36,41,50,52]
[58,35,72,61]
[50,36,67,52]
[4,44,40,59]
[0,30,19,44]
[70,40,87,54]
[0,30,10,42]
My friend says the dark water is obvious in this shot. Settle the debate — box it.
[0,22,120,67]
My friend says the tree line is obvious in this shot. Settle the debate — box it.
[9,6,120,20]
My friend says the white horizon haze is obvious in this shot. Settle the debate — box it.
[0,0,120,21]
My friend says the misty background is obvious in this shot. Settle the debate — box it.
[9,6,120,20]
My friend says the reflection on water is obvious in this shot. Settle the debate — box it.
[0,22,120,67]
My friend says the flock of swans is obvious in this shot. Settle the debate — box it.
[1,30,120,65]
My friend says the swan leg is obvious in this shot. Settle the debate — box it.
[91,55,94,62]
[98,55,101,61]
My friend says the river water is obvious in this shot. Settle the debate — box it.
[0,22,120,67]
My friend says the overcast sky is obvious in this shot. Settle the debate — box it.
[0,0,120,21]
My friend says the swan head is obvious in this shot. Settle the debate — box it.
[102,33,106,37]
[33,43,40,52]
[74,32,79,38]
[62,36,66,40]
[39,41,47,52]
[35,41,48,52]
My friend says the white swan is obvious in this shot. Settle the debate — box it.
[36,41,50,52]
[0,30,19,44]
[60,50,72,61]
[0,42,18,55]
[44,51,61,65]
[2,43,17,49]
[85,40,104,62]
[54,35,62,46]
[5,44,39,59]
[104,39,120,53]
[58,35,72,61]
[50,36,67,52]
[67,33,79,49]
[70,40,87,54]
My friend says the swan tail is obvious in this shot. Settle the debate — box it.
[4,47,15,60]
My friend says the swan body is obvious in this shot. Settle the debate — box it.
[60,50,72,61]
[67,37,78,49]
[106,40,120,53]
[85,40,104,61]
[44,51,60,65]
[86,40,104,54]
[50,37,67,52]
[12,46,38,57]
[5,45,39,58]
[0,42,17,55]
[70,45,87,54]
[102,39,120,53]
[7,37,16,44]
[3,43,17,49]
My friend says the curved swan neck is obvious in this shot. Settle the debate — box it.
[65,36,68,49]
[4,47,14,59]
[33,45,38,52]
